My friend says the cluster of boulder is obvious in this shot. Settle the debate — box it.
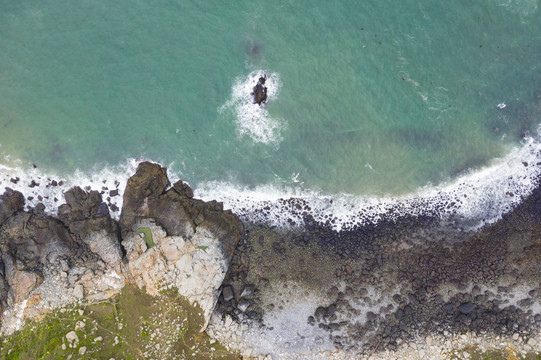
[208,181,541,358]
[0,161,243,334]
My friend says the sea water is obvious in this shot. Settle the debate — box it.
[1,0,540,228]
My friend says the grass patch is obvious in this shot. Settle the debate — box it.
[137,227,155,248]
[0,285,240,359]
[446,344,541,360]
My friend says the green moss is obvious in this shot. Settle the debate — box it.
[137,227,155,248]
[0,285,240,360]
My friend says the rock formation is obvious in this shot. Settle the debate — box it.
[0,161,243,335]
[119,162,243,330]
[58,187,123,269]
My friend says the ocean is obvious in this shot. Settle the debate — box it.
[1,0,540,229]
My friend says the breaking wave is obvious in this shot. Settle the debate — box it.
[219,70,284,145]
[195,125,541,231]
[1,126,540,233]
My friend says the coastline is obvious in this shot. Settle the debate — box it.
[0,161,540,359]
[209,177,541,358]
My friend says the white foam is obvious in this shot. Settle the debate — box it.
[0,158,142,219]
[219,70,284,145]
[1,126,540,232]
[195,125,541,231]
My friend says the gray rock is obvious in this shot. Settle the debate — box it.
[223,286,234,302]
[238,299,251,312]
[57,187,123,267]
[459,302,475,314]
[73,284,84,300]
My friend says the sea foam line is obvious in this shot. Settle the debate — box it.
[194,126,541,231]
[1,128,540,232]
[0,159,143,219]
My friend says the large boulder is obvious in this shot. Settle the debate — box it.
[1,208,76,268]
[120,162,243,258]
[10,270,43,303]
[0,188,24,226]
[58,187,123,268]
[119,162,170,237]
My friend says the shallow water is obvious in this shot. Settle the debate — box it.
[1,0,540,224]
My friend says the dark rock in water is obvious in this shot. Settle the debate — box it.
[119,162,170,236]
[109,189,119,197]
[251,76,268,105]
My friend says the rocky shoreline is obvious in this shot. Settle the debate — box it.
[209,177,541,358]
[0,162,242,337]
[1,161,540,359]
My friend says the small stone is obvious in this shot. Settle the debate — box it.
[459,302,474,314]
[79,346,87,355]
[78,309,84,316]
[61,343,66,350]
[513,333,519,341]
[238,299,251,312]
[222,286,234,302]
[224,315,233,327]
[426,335,433,346]
[73,284,84,300]
[66,331,79,344]
[527,338,536,347]
[94,336,103,342]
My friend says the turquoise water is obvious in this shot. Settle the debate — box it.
[1,0,540,196]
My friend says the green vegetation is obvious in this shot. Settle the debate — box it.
[137,227,155,248]
[447,344,541,360]
[0,285,240,360]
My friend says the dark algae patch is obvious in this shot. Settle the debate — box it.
[0,285,240,359]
